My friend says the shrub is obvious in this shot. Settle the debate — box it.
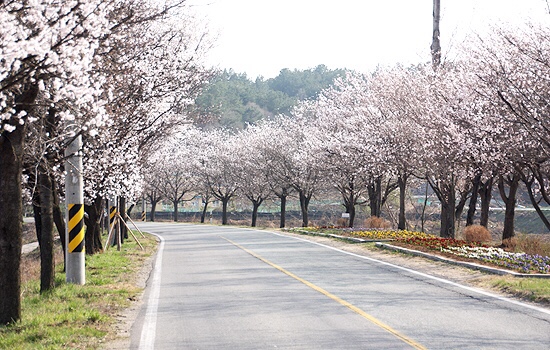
[365,216,391,229]
[512,234,550,257]
[463,225,492,243]
[502,236,518,251]
[336,218,349,227]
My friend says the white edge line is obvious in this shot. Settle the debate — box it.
[139,232,165,350]
[271,231,550,317]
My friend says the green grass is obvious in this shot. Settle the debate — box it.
[0,233,157,349]
[489,277,550,304]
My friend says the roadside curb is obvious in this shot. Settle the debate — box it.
[22,242,39,254]
[286,229,550,279]
[22,236,62,255]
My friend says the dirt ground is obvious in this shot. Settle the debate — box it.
[22,222,37,245]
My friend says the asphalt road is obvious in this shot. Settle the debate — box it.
[130,223,550,349]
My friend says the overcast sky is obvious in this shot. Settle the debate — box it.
[189,0,549,79]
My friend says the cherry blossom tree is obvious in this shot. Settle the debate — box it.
[1,0,211,324]
[23,103,68,286]
[155,128,202,221]
[244,119,295,228]
[235,126,274,227]
[351,69,426,229]
[464,23,549,240]
[81,1,211,246]
[143,166,164,222]
[0,0,113,324]
[277,110,325,227]
[309,73,383,227]
[196,129,241,225]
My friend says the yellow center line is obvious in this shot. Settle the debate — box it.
[221,236,427,350]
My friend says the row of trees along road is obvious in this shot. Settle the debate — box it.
[3,0,550,327]
[0,1,212,325]
[144,21,550,247]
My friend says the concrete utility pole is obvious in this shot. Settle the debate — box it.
[431,0,442,68]
[142,195,146,222]
[108,196,121,250]
[65,129,85,284]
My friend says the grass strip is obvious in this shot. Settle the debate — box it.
[489,276,550,304]
[0,233,157,349]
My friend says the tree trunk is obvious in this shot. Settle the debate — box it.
[525,178,550,231]
[33,202,42,245]
[51,178,66,271]
[299,191,311,227]
[29,159,42,245]
[150,199,158,222]
[440,202,455,238]
[0,125,24,324]
[368,178,382,217]
[127,204,134,216]
[397,174,408,230]
[428,176,456,238]
[341,186,356,228]
[279,195,287,228]
[348,204,356,228]
[173,200,179,222]
[439,183,456,238]
[84,197,104,255]
[455,188,469,227]
[421,180,429,232]
[104,199,110,231]
[381,178,398,210]
[119,197,127,240]
[431,0,441,68]
[251,200,263,227]
[499,174,519,241]
[38,166,55,293]
[466,174,481,226]
[222,197,229,225]
[479,178,493,227]
[0,84,37,325]
[201,200,209,223]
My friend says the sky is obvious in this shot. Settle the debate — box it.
[188,0,549,79]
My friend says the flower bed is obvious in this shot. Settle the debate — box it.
[398,236,488,250]
[291,227,550,274]
[293,227,432,240]
[441,246,550,274]
[396,237,549,274]
[347,230,432,240]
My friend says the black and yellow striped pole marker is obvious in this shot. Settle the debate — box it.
[110,205,117,228]
[142,195,146,222]
[109,201,119,248]
[64,126,85,285]
[68,204,85,253]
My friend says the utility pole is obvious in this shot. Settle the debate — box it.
[65,128,85,284]
[431,0,441,69]
[142,195,146,222]
[108,196,121,250]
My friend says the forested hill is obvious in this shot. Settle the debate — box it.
[192,64,346,129]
